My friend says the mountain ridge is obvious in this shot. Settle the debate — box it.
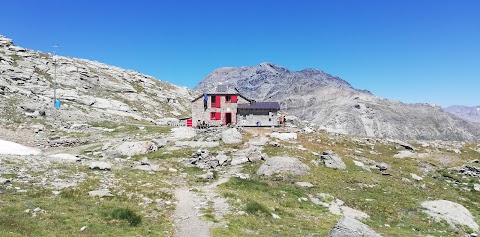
[195,62,480,141]
[0,35,193,128]
[444,105,480,123]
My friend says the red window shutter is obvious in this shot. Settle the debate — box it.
[231,95,238,103]
[210,112,216,120]
[215,96,221,108]
[215,112,221,120]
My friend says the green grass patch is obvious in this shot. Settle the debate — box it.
[34,67,53,83]
[109,208,142,227]
[0,166,175,236]
[244,200,271,216]
[0,97,24,124]
[1,174,18,179]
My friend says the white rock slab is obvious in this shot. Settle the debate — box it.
[48,153,81,162]
[171,127,196,140]
[269,132,297,141]
[421,200,479,232]
[0,139,42,155]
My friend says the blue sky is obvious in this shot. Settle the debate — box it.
[1,0,479,106]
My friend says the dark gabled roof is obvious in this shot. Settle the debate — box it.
[238,102,280,110]
[191,89,253,103]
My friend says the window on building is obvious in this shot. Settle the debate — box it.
[226,95,231,102]
[210,112,221,120]
[211,95,221,108]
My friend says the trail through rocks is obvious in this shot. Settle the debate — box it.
[173,161,242,237]
[173,188,212,237]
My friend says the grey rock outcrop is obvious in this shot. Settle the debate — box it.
[89,162,112,170]
[315,150,346,170]
[295,182,314,188]
[195,63,480,141]
[106,141,158,158]
[0,35,193,126]
[88,189,114,197]
[221,128,242,144]
[474,184,480,192]
[450,165,480,180]
[421,200,479,232]
[48,153,81,163]
[0,178,11,184]
[388,139,415,150]
[257,156,310,176]
[184,149,232,169]
[328,216,382,237]
[171,127,196,140]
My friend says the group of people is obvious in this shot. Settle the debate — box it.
[196,120,209,129]
[279,115,287,127]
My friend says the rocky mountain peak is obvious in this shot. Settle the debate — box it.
[195,63,480,141]
[0,35,14,47]
[445,105,480,123]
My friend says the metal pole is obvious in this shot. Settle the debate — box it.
[53,44,59,108]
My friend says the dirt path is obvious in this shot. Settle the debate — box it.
[172,165,241,237]
[173,187,212,237]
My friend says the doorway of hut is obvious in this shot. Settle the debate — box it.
[225,112,232,126]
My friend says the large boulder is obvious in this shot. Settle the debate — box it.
[221,128,243,144]
[89,162,112,170]
[107,141,158,157]
[48,153,81,163]
[328,216,382,237]
[421,200,479,232]
[88,189,114,197]
[171,127,196,140]
[257,156,310,176]
[269,132,297,141]
[388,139,415,150]
[316,150,346,170]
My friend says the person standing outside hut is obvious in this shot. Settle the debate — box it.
[279,115,283,127]
[282,115,286,127]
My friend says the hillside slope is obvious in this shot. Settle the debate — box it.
[445,105,480,123]
[0,35,192,128]
[195,63,480,141]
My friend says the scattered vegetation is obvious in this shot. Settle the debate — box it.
[130,81,144,93]
[212,131,480,237]
[0,121,478,237]
[34,67,53,84]
[9,54,20,67]
[108,208,142,227]
[0,97,24,124]
[244,200,271,216]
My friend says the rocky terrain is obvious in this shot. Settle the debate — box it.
[0,35,192,132]
[0,36,479,237]
[445,105,480,123]
[195,63,480,141]
[1,123,479,237]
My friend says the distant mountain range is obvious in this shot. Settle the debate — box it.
[444,105,480,123]
[195,62,480,141]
